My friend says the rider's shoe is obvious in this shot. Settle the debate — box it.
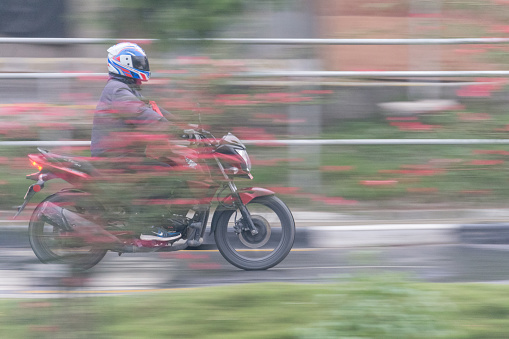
[140,227,181,242]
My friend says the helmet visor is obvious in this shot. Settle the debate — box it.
[132,56,150,72]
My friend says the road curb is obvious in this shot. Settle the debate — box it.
[3,221,509,249]
[302,224,459,248]
[1,223,461,249]
[0,227,29,248]
[458,223,509,245]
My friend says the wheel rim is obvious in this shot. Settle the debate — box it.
[220,199,292,263]
[29,194,107,267]
[238,215,271,248]
[33,222,98,260]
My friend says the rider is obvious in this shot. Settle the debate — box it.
[91,42,184,242]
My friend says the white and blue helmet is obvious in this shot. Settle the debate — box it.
[107,42,151,81]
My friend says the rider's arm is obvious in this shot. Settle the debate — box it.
[112,86,199,159]
[113,87,191,135]
[113,87,168,124]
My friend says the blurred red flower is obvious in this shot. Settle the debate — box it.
[473,150,509,155]
[457,112,492,121]
[320,165,354,172]
[468,160,504,165]
[360,180,398,186]
[390,121,441,131]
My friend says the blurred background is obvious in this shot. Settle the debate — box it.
[3,0,509,215]
[4,2,509,338]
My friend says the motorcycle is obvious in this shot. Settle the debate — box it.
[14,130,295,270]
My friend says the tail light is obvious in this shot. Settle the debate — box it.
[31,160,42,171]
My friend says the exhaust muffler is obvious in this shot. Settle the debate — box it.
[37,201,119,244]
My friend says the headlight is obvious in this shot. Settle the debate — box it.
[235,149,251,172]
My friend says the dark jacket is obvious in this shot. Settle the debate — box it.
[91,76,168,157]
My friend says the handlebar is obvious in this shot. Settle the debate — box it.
[181,128,218,146]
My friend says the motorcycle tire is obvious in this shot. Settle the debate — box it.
[214,195,295,270]
[29,192,108,270]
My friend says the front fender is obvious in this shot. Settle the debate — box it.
[223,187,275,205]
[210,187,275,235]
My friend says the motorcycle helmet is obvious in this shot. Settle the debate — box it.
[107,42,151,81]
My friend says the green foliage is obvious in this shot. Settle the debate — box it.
[0,283,328,338]
[6,277,509,338]
[298,275,457,338]
[107,0,287,41]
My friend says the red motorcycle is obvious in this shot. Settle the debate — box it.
[15,130,295,270]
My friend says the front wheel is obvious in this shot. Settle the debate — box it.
[29,192,108,270]
[214,195,295,270]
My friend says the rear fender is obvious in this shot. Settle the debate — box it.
[210,187,274,235]
[14,172,61,218]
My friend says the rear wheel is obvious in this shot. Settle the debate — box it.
[214,195,295,270]
[29,192,108,270]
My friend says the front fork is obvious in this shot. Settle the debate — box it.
[216,156,258,236]
[227,182,258,236]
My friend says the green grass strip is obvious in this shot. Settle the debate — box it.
[1,275,509,338]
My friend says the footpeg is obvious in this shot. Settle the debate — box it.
[187,239,202,247]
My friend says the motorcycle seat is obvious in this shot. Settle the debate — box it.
[37,148,100,176]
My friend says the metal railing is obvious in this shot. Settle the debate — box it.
[2,71,509,79]
[3,139,509,147]
[237,71,509,78]
[1,37,508,147]
[1,37,509,79]
[2,37,509,45]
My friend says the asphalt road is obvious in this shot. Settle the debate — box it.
[3,243,509,298]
